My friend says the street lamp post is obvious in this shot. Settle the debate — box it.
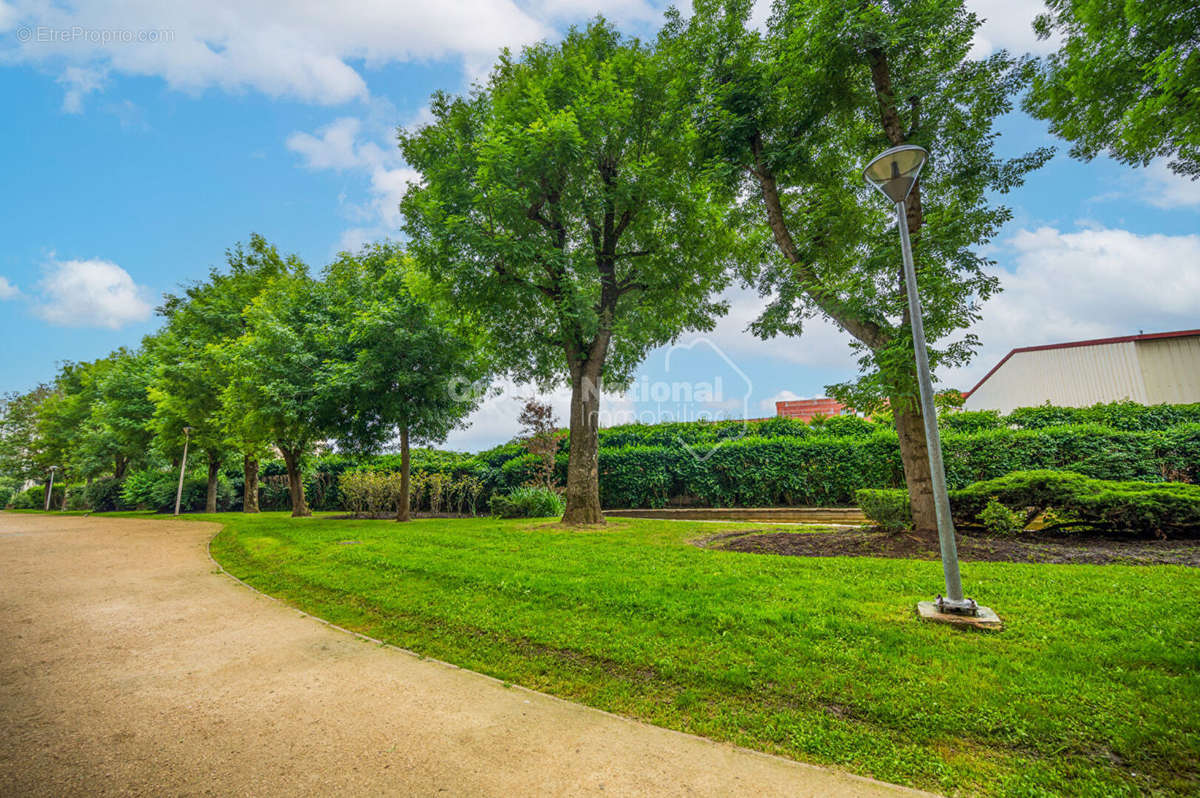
[44,466,58,512]
[174,426,192,516]
[862,145,979,617]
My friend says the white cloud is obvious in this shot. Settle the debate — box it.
[1139,160,1200,209]
[442,378,638,452]
[966,0,1057,58]
[944,226,1200,390]
[0,276,18,300]
[758,389,819,414]
[34,258,152,329]
[56,65,107,113]
[288,115,420,245]
[4,0,549,110]
[703,286,859,369]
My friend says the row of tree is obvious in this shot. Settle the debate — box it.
[3,0,1194,528]
[0,239,489,517]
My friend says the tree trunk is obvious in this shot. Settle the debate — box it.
[280,447,310,517]
[242,456,259,513]
[114,456,127,480]
[561,365,604,525]
[205,455,220,513]
[893,398,937,532]
[396,425,411,522]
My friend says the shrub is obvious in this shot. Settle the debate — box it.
[84,477,126,512]
[978,497,1023,534]
[9,484,64,510]
[0,483,14,509]
[855,489,911,532]
[859,471,1200,538]
[951,470,1200,538]
[489,487,565,518]
[63,486,90,511]
[121,469,177,509]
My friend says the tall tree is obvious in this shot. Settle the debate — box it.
[1026,0,1199,178]
[84,347,157,479]
[0,385,52,484]
[664,0,1050,530]
[322,242,492,521]
[400,19,739,524]
[152,235,295,512]
[223,268,331,518]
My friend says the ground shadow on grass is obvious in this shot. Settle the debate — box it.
[708,528,1200,566]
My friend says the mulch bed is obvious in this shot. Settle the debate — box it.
[707,529,1200,567]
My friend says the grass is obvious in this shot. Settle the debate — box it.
[189,511,1197,795]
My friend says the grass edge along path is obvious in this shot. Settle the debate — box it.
[198,512,1199,797]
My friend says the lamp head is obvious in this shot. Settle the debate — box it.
[183,426,192,436]
[863,144,928,204]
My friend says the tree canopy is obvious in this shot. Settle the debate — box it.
[1026,0,1199,178]
[400,19,740,523]
[662,0,1051,529]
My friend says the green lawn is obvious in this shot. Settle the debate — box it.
[202,512,1198,796]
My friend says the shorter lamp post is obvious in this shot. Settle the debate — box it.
[174,426,192,516]
[862,145,985,619]
[44,466,58,512]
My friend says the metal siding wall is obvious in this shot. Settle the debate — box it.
[1138,337,1200,403]
[964,342,1146,413]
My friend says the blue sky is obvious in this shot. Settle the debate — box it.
[1,0,1197,451]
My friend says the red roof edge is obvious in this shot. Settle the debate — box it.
[963,329,1200,399]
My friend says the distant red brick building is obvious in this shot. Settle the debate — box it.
[775,397,847,422]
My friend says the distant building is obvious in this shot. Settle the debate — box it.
[963,329,1200,414]
[775,397,847,422]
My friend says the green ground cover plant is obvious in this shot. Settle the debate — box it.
[859,470,1200,537]
[206,512,1200,796]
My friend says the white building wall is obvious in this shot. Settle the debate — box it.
[1138,337,1200,404]
[965,341,1148,414]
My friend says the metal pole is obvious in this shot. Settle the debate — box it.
[895,201,965,605]
[44,468,56,512]
[174,430,190,516]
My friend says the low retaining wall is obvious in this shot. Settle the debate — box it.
[603,507,866,524]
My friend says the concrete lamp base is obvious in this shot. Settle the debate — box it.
[916,601,1003,630]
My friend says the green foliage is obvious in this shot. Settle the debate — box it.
[978,497,1023,535]
[664,0,1051,409]
[321,242,490,453]
[854,489,911,533]
[83,477,127,513]
[1026,0,1200,178]
[939,410,1003,433]
[117,467,233,513]
[860,470,1200,538]
[400,20,738,389]
[1006,401,1200,431]
[951,470,1200,538]
[0,479,14,509]
[0,385,53,482]
[8,487,42,509]
[489,487,566,518]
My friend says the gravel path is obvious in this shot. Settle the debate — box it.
[0,513,927,797]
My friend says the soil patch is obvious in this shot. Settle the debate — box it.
[712,529,1200,566]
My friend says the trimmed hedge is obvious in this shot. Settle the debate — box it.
[857,470,1200,538]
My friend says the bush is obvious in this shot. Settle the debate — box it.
[855,489,911,533]
[489,487,565,518]
[978,497,1023,534]
[116,468,232,513]
[84,477,127,512]
[858,471,1200,538]
[0,483,14,509]
[9,484,64,510]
